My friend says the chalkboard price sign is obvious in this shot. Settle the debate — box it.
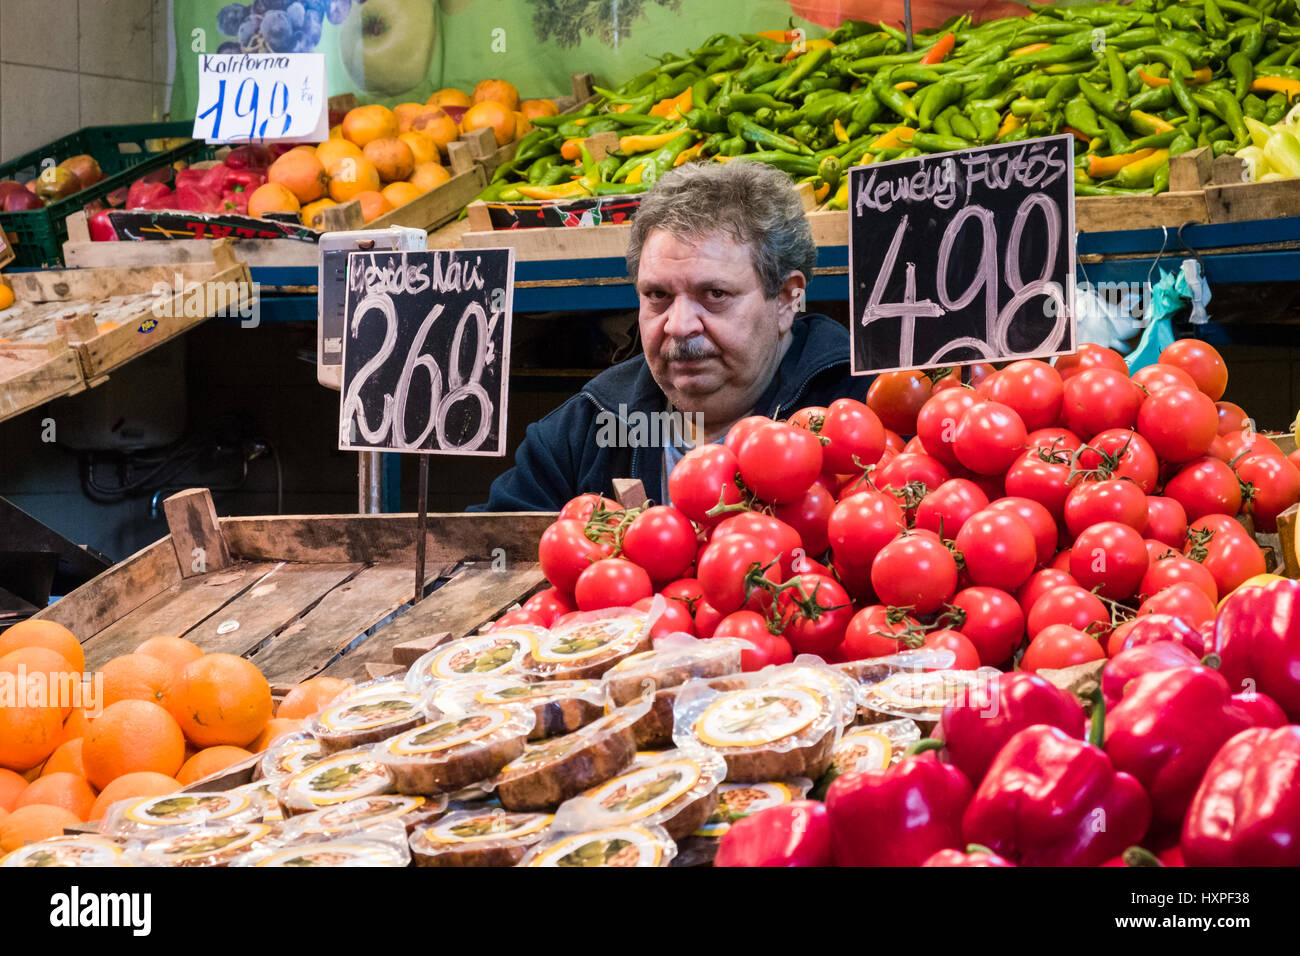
[338,248,514,456]
[849,134,1076,375]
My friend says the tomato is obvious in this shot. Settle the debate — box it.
[668,444,743,525]
[1237,453,1300,532]
[1145,539,1176,565]
[738,422,823,504]
[1137,582,1217,626]
[713,611,793,671]
[1051,549,1072,572]
[1026,584,1110,640]
[958,467,1007,504]
[871,530,959,615]
[932,363,995,392]
[521,587,576,627]
[820,398,886,474]
[949,586,1025,666]
[696,533,778,614]
[1291,448,1300,474]
[867,370,932,435]
[827,491,906,570]
[917,388,980,468]
[1162,456,1242,522]
[791,551,833,577]
[574,558,653,611]
[1136,386,1218,464]
[694,597,724,639]
[779,574,853,656]
[985,359,1065,431]
[1053,343,1129,382]
[1186,515,1267,597]
[914,478,989,541]
[1215,401,1250,436]
[1064,478,1148,537]
[1130,363,1197,395]
[1021,624,1107,671]
[953,401,1028,476]
[488,608,545,631]
[1026,427,1082,455]
[873,452,952,500]
[539,519,614,595]
[1139,555,1218,603]
[832,558,876,604]
[558,493,623,524]
[984,496,1058,568]
[787,406,827,430]
[840,605,923,660]
[643,596,697,639]
[1004,446,1075,523]
[724,415,775,455]
[1069,521,1148,600]
[1144,496,1189,551]
[1017,568,1077,616]
[955,510,1037,593]
[883,430,906,454]
[1061,368,1144,439]
[661,577,703,609]
[1158,339,1228,401]
[774,482,835,557]
[714,512,803,580]
[621,506,698,583]
[1206,434,1233,463]
[922,629,982,670]
[1073,428,1158,493]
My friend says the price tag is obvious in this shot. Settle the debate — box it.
[193,53,327,144]
[848,134,1077,375]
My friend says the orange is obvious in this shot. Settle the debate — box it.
[315,137,364,173]
[0,284,13,311]
[248,182,301,218]
[428,88,472,109]
[15,773,96,822]
[461,101,515,148]
[167,653,272,749]
[176,746,254,786]
[248,717,303,753]
[0,659,65,772]
[392,102,426,129]
[0,619,85,673]
[134,636,204,679]
[99,653,175,709]
[62,708,92,742]
[410,162,452,193]
[301,198,338,229]
[0,805,81,853]
[341,104,399,148]
[0,647,77,718]
[41,739,85,778]
[514,111,533,140]
[398,131,439,167]
[268,149,329,203]
[329,124,344,139]
[277,677,351,721]
[363,137,415,183]
[405,107,460,156]
[381,181,423,209]
[472,78,520,112]
[521,98,559,119]
[82,700,185,790]
[354,190,394,224]
[88,772,180,822]
[327,156,381,202]
[0,768,27,811]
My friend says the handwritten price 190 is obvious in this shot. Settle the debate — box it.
[196,77,291,141]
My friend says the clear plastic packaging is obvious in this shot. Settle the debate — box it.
[309,691,428,754]
[520,608,654,681]
[519,823,677,867]
[774,656,862,729]
[100,790,269,839]
[336,675,406,702]
[374,706,534,796]
[277,748,397,816]
[859,667,1002,725]
[1,835,130,868]
[408,809,553,867]
[279,793,447,839]
[602,636,749,706]
[260,731,325,782]
[238,824,411,867]
[490,698,650,812]
[554,746,727,841]
[692,778,815,839]
[829,719,923,776]
[425,676,606,740]
[404,628,545,692]
[125,822,283,867]
[225,779,286,822]
[834,648,957,685]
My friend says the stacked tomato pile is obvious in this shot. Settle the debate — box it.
[513,339,1299,678]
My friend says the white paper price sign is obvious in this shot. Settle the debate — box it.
[193,53,327,144]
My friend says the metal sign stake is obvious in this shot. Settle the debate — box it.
[904,0,914,51]
[414,456,429,605]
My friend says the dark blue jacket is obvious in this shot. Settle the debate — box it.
[472,314,870,512]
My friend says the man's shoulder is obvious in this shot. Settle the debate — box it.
[579,352,658,410]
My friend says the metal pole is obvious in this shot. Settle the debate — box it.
[904,0,914,51]
[358,451,383,514]
[414,457,429,604]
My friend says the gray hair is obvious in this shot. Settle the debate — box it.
[625,161,817,299]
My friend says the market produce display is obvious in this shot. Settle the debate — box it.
[475,0,1300,205]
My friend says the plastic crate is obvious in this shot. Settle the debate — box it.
[0,122,217,268]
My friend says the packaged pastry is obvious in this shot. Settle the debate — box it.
[692,778,815,839]
[829,719,922,776]
[859,667,1002,727]
[100,790,268,839]
[773,658,862,730]
[602,637,748,706]
[280,793,446,839]
[277,749,396,816]
[375,706,534,796]
[519,824,677,867]
[520,609,653,681]
[260,731,325,782]
[126,822,282,867]
[624,673,751,750]
[225,779,284,822]
[309,691,427,754]
[555,747,726,841]
[240,828,410,867]
[408,809,553,867]
[336,675,406,703]
[490,700,649,812]
[835,647,957,685]
[426,676,605,740]
[405,628,544,692]
[2,835,129,868]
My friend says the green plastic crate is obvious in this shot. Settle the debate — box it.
[0,122,217,268]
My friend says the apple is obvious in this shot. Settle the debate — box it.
[0,181,25,205]
[3,189,45,210]
[338,0,435,96]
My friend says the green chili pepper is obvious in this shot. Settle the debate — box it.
[1208,88,1249,144]
[1064,97,1106,138]
[1079,76,1131,122]
[971,104,1001,142]
[1108,27,1163,50]
[1104,46,1129,98]
[950,112,980,143]
[1099,116,1133,153]
[932,105,956,138]
[910,131,974,152]
[1131,83,1175,111]
[1265,92,1289,125]
[1169,131,1196,157]
[773,46,832,99]
[870,69,919,122]
[1135,46,1194,78]
[726,112,812,154]
[1203,0,1229,38]
[1228,51,1255,101]
[538,163,577,187]
[1243,93,1267,120]
[832,33,896,59]
[524,154,561,182]
[731,151,822,175]
[998,125,1031,143]
[1129,128,1180,150]
[1046,75,1081,113]
[919,77,963,130]
[1211,138,1239,156]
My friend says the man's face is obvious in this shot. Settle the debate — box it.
[636,229,800,427]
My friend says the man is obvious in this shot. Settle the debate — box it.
[475,160,869,512]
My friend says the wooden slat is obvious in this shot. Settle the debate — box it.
[392,632,451,667]
[364,166,487,233]
[613,478,648,509]
[179,562,362,657]
[81,562,278,670]
[0,339,87,425]
[245,563,447,686]
[317,563,547,682]
[63,238,320,270]
[1077,191,1209,232]
[163,488,233,578]
[1169,147,1212,193]
[460,222,631,260]
[1277,504,1300,579]
[1205,178,1300,223]
[318,200,365,232]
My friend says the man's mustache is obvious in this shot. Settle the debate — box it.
[662,337,720,362]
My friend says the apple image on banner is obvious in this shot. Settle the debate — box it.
[339,0,436,96]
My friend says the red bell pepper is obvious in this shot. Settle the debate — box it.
[174,183,222,214]
[1212,578,1300,719]
[713,801,832,867]
[1182,725,1300,866]
[938,671,1084,783]
[922,844,1015,867]
[1109,613,1206,657]
[87,209,117,242]
[174,167,209,190]
[962,692,1151,866]
[126,179,172,210]
[225,144,272,170]
[826,741,973,867]
[1231,690,1287,727]
[1104,664,1256,830]
[1101,640,1200,709]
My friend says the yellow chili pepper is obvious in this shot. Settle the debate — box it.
[560,138,586,162]
[1011,42,1052,57]
[517,181,593,200]
[673,141,706,167]
[1062,125,1093,144]
[894,81,918,92]
[618,126,688,154]
[814,181,831,202]
[833,118,850,143]
[1087,148,1156,178]
[1138,67,1212,87]
[998,112,1022,137]
[869,125,916,150]
[1251,76,1300,99]
[1128,110,1175,136]
[781,37,835,62]
[626,163,647,182]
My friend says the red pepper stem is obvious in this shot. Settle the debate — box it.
[1122,846,1163,867]
[1201,652,1222,670]
[965,843,996,856]
[905,738,945,758]
[1087,687,1106,749]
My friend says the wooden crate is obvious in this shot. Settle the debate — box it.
[0,338,87,424]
